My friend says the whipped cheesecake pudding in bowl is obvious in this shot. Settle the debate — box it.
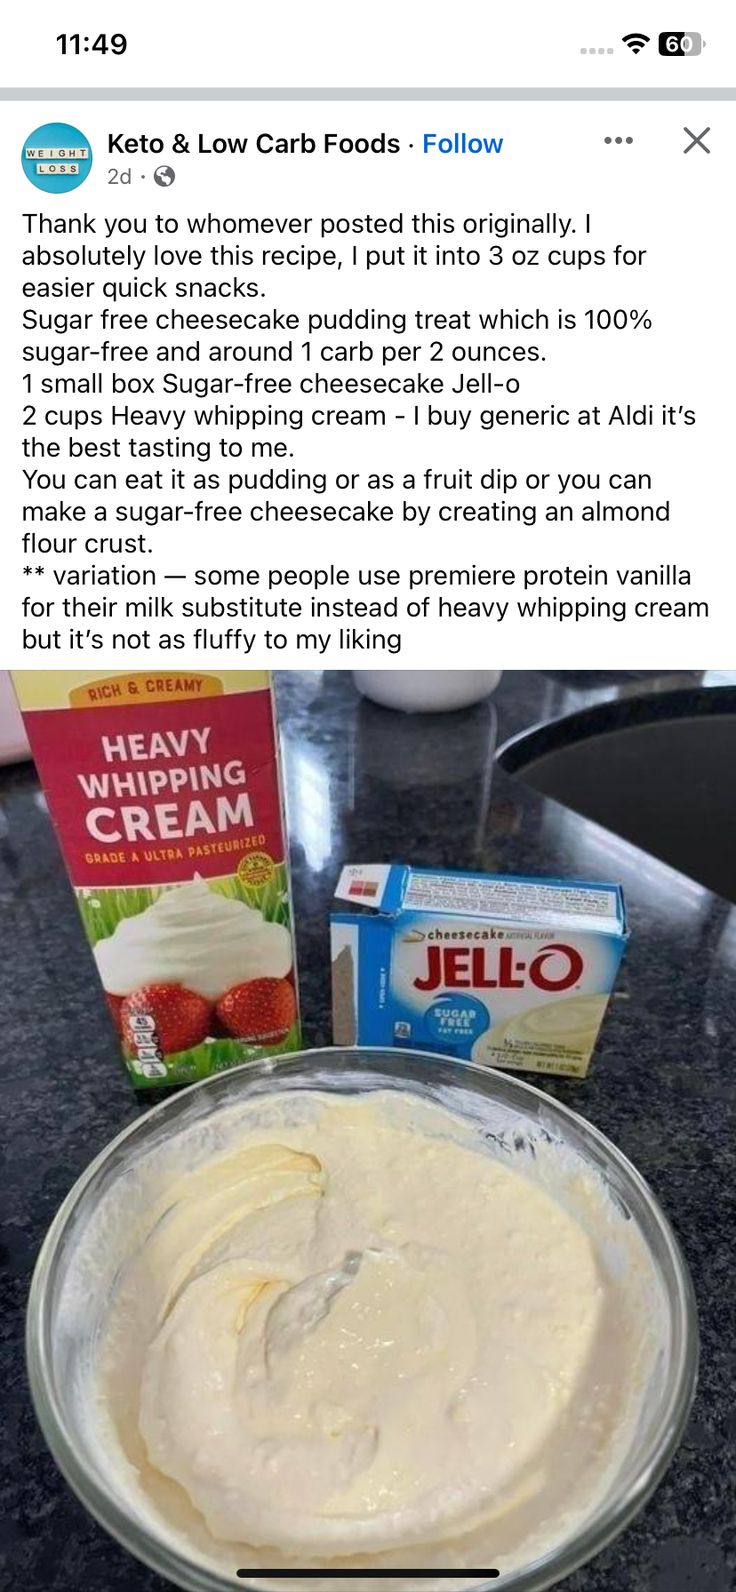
[27,1051,697,1592]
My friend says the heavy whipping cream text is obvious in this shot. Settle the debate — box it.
[332,864,627,1079]
[77,726,254,843]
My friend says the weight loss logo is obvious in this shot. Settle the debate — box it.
[22,122,92,192]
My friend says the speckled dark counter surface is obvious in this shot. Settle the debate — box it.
[1,670,734,1592]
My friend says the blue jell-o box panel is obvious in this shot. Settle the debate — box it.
[331,864,627,1078]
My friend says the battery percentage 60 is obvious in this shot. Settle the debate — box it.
[659,32,705,55]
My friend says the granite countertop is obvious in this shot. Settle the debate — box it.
[1,669,734,1592]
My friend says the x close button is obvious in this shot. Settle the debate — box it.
[683,126,711,154]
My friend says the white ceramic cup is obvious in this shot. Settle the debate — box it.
[353,670,502,713]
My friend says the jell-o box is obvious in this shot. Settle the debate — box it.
[331,863,627,1078]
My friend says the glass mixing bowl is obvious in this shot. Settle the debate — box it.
[27,1049,698,1592]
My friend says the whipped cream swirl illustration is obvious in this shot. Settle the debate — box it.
[94,876,292,1000]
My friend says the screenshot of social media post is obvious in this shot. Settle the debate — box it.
[1,8,735,1592]
[0,84,733,664]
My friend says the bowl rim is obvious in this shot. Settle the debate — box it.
[26,1046,699,1592]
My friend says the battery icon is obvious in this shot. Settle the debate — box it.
[659,31,704,55]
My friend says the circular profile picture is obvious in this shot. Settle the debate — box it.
[21,122,93,192]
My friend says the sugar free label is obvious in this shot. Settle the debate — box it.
[423,995,491,1046]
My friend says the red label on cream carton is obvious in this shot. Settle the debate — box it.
[12,671,300,1086]
[331,864,627,1078]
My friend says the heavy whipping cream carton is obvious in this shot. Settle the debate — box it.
[12,671,300,1086]
[331,864,627,1077]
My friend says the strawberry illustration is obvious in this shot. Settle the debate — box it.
[105,992,124,1034]
[216,977,296,1044]
[121,983,212,1057]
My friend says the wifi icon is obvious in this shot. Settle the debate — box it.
[622,32,650,53]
